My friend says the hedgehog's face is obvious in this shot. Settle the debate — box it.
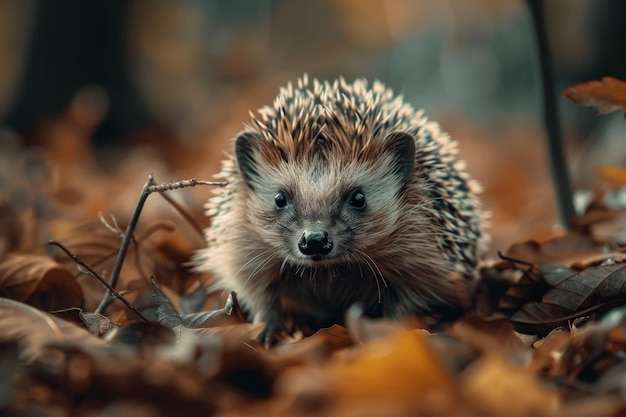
[234,131,416,268]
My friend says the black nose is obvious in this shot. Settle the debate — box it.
[298,230,333,256]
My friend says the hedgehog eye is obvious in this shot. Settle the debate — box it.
[274,190,288,210]
[349,190,366,210]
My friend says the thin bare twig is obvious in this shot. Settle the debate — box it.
[95,174,155,313]
[95,175,226,314]
[49,239,149,322]
[149,179,227,193]
[98,212,123,238]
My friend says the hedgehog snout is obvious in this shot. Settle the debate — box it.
[298,229,333,257]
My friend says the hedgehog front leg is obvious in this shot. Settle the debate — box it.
[254,301,285,347]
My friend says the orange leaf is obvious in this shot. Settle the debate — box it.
[462,354,560,417]
[596,165,626,186]
[563,77,626,118]
[328,330,451,403]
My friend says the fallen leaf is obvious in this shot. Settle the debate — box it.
[596,166,626,186]
[79,310,117,336]
[541,263,626,311]
[54,220,184,312]
[504,233,607,266]
[150,277,183,334]
[530,327,571,377]
[563,77,626,118]
[0,253,84,310]
[327,330,452,404]
[450,313,528,353]
[0,298,105,360]
[461,354,560,417]
[510,262,626,334]
[476,261,550,319]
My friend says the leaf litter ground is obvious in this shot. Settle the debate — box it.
[3,83,626,416]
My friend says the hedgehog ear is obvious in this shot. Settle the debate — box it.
[235,131,263,190]
[383,132,415,183]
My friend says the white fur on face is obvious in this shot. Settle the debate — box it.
[245,151,407,265]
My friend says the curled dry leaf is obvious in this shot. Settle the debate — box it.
[0,297,106,361]
[475,261,550,320]
[150,277,183,334]
[563,77,626,118]
[0,253,83,310]
[79,310,117,336]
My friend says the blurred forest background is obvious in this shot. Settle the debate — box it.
[0,0,625,255]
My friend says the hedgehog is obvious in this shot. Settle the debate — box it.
[195,75,488,345]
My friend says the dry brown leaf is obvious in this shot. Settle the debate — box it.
[0,297,106,360]
[450,313,528,353]
[55,220,186,312]
[79,310,117,336]
[569,252,626,269]
[563,77,626,118]
[504,232,607,266]
[529,327,571,377]
[0,253,83,310]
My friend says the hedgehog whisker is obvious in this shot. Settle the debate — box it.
[355,249,386,303]
[358,250,388,288]
[234,249,272,280]
[243,251,278,290]
[279,258,290,276]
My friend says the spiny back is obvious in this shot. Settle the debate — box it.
[246,75,458,166]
